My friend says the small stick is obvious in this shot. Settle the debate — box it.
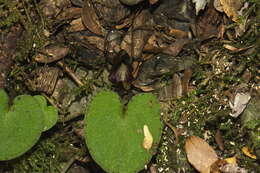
[163,120,180,144]
[57,61,84,87]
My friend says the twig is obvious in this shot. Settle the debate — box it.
[163,120,180,144]
[57,61,84,87]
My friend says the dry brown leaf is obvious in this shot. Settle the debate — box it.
[172,73,182,98]
[121,10,154,58]
[169,28,189,39]
[81,0,105,36]
[223,44,254,53]
[149,0,159,5]
[34,45,69,63]
[215,129,224,151]
[193,1,223,39]
[57,7,82,20]
[162,39,190,56]
[219,0,243,22]
[185,136,219,173]
[132,61,142,79]
[182,68,192,95]
[132,82,155,91]
[68,18,86,32]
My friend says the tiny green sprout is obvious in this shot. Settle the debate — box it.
[0,89,58,161]
[84,90,163,173]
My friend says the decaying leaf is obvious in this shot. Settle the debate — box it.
[33,45,69,63]
[229,92,251,118]
[81,0,105,35]
[220,163,248,173]
[172,73,182,98]
[185,136,218,173]
[219,0,243,22]
[223,44,254,53]
[121,10,154,59]
[149,0,159,5]
[68,18,85,32]
[169,28,189,39]
[225,156,237,164]
[215,129,224,151]
[192,0,210,15]
[242,146,257,159]
[182,68,193,95]
[162,39,190,57]
[192,1,223,39]
[143,124,153,151]
[120,0,145,6]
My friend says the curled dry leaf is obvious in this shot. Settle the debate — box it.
[120,0,145,6]
[242,146,257,159]
[57,7,82,20]
[143,124,153,151]
[219,0,243,22]
[185,136,218,173]
[182,68,193,95]
[34,45,69,63]
[162,39,190,56]
[223,44,254,53]
[172,73,182,98]
[220,163,248,173]
[121,10,154,58]
[192,0,209,15]
[81,0,104,36]
[169,28,189,39]
[68,18,86,32]
[229,92,251,118]
[149,0,159,5]
[215,129,224,151]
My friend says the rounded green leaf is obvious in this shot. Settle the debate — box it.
[84,90,162,173]
[34,95,58,131]
[0,90,44,161]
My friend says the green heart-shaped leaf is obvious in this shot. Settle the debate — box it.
[34,95,58,131]
[0,90,45,161]
[84,91,162,173]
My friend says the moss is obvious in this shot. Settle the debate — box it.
[1,127,82,173]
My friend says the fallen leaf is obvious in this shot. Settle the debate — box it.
[121,10,154,58]
[229,92,251,117]
[162,39,190,56]
[34,45,69,63]
[143,124,153,151]
[185,136,219,173]
[172,73,182,98]
[192,0,209,15]
[223,44,254,53]
[132,82,155,92]
[68,18,85,32]
[225,156,237,164]
[220,163,248,173]
[149,0,159,5]
[242,146,257,159]
[182,68,193,95]
[215,129,224,151]
[169,28,189,39]
[219,0,243,22]
[193,1,223,39]
[81,0,104,35]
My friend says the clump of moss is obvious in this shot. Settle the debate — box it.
[1,127,83,173]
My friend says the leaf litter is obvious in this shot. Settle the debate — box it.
[0,0,259,172]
